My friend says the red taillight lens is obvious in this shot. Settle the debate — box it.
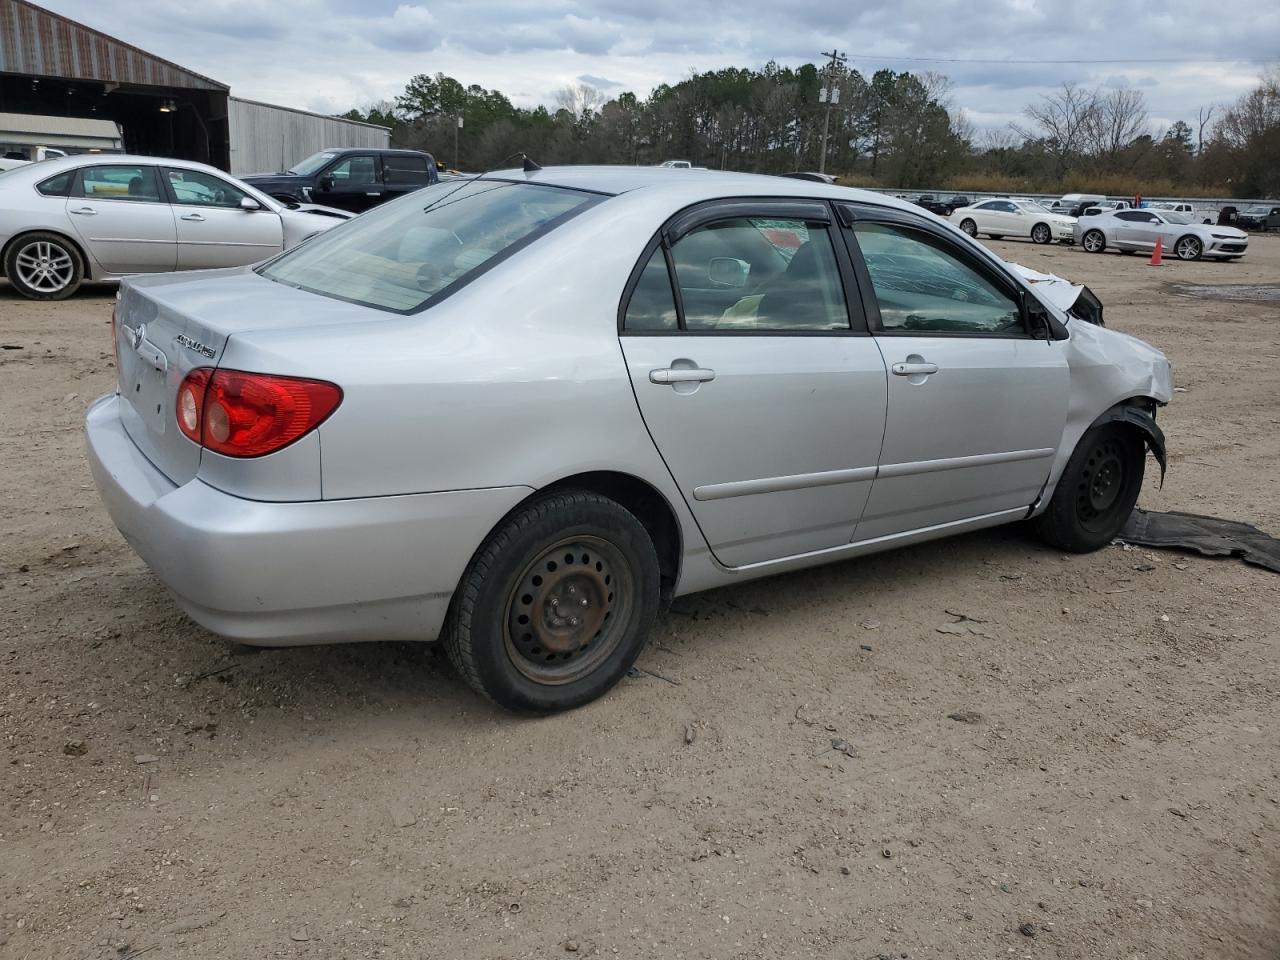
[175,368,341,458]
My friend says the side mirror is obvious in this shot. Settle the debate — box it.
[708,257,750,288]
[319,175,335,192]
[239,197,261,211]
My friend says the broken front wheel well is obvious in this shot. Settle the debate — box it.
[1089,398,1166,486]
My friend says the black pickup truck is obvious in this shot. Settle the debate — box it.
[241,148,439,213]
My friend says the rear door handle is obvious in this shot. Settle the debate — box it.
[891,361,939,376]
[650,367,716,385]
[70,207,97,216]
[179,213,206,222]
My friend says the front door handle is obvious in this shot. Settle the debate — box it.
[70,207,97,216]
[891,361,939,377]
[179,213,206,222]
[650,367,716,385]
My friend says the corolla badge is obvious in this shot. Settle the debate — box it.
[175,334,217,359]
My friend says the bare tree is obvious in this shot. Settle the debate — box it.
[1086,87,1151,165]
[1196,104,1216,155]
[1014,82,1099,179]
[555,83,604,119]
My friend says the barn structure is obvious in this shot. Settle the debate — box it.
[0,0,388,172]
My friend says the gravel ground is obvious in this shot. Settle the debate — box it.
[1,236,1278,960]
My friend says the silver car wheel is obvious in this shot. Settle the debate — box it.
[1175,236,1202,261]
[1082,230,1105,253]
[1031,223,1051,244]
[959,218,977,237]
[14,240,75,293]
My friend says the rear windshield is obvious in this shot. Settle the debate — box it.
[259,179,598,312]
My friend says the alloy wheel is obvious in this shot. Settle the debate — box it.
[503,535,635,685]
[1176,237,1202,261]
[14,240,75,293]
[960,219,977,237]
[1083,231,1104,253]
[1032,224,1050,244]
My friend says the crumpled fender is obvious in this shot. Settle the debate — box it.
[1089,401,1167,486]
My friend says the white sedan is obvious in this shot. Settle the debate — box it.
[950,199,1076,244]
[0,155,350,299]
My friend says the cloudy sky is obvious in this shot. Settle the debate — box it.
[43,0,1279,132]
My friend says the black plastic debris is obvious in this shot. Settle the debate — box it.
[1118,510,1280,575]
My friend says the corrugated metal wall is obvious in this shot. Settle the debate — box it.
[227,98,391,175]
[0,0,226,90]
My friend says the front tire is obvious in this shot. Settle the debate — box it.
[1175,235,1203,261]
[959,218,977,237]
[444,491,660,713]
[1082,229,1106,254]
[1035,424,1145,553]
[1031,222,1052,245]
[4,232,84,300]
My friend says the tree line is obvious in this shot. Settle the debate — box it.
[342,65,1280,197]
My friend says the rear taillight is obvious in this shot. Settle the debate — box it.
[175,368,342,458]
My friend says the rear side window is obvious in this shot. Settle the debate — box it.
[623,248,678,331]
[36,171,73,196]
[79,165,162,202]
[384,155,431,185]
[260,180,598,312]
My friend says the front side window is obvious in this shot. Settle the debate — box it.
[667,217,849,331]
[165,168,249,208]
[328,156,377,186]
[852,221,1023,335]
[260,179,597,312]
[79,165,162,202]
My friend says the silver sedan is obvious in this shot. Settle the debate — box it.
[0,155,350,299]
[86,167,1173,712]
[1075,209,1248,260]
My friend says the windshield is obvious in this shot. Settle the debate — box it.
[260,179,599,312]
[288,151,338,176]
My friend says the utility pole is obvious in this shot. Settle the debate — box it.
[454,115,463,170]
[818,49,847,175]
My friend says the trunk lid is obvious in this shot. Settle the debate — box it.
[113,267,384,484]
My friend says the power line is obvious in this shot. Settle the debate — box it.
[844,53,1276,65]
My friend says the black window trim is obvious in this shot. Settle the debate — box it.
[618,196,870,338]
[70,163,166,205]
[837,201,1059,341]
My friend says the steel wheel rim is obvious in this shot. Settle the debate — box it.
[1083,232,1103,252]
[1076,438,1126,531]
[1177,238,1200,259]
[14,240,74,292]
[503,535,634,685]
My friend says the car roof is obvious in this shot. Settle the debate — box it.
[0,153,234,183]
[479,164,923,212]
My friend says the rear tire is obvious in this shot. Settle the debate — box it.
[1082,229,1106,254]
[443,491,660,713]
[4,231,84,300]
[1035,423,1145,553]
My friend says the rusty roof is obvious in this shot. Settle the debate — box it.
[0,0,228,91]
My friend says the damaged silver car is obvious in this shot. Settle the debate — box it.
[86,167,1173,712]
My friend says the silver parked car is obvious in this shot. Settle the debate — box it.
[1075,209,1249,260]
[0,155,350,300]
[86,167,1173,712]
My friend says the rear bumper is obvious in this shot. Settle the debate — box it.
[85,394,530,645]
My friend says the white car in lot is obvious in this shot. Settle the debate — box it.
[1076,209,1248,260]
[0,155,350,299]
[950,199,1076,244]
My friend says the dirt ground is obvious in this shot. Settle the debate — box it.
[2,235,1278,960]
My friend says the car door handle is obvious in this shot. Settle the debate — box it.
[179,213,206,222]
[70,207,97,216]
[891,361,939,376]
[650,367,716,385]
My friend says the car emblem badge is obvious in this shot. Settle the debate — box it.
[175,333,217,359]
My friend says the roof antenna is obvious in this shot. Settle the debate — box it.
[522,153,542,172]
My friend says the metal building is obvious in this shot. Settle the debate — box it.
[228,98,389,175]
[0,0,391,172]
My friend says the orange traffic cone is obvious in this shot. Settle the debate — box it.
[1149,237,1163,266]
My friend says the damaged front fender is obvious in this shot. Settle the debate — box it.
[1090,401,1167,486]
